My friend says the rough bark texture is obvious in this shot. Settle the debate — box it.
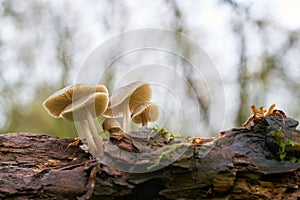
[0,116,300,200]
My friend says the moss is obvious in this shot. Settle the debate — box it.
[148,125,175,142]
[290,156,300,164]
[243,173,261,181]
[147,143,183,170]
[271,127,296,162]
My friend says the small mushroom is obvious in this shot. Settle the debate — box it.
[102,118,122,134]
[43,84,109,157]
[131,102,160,127]
[103,81,152,132]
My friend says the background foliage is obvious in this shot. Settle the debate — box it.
[1,0,300,137]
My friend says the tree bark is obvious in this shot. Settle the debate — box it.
[0,116,300,200]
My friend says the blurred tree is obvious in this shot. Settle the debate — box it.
[167,0,212,132]
[223,0,300,126]
[0,0,77,137]
[1,0,300,138]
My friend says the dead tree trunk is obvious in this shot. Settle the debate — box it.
[0,116,300,199]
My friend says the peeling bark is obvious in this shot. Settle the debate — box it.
[0,116,300,199]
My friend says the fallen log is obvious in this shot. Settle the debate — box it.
[0,116,300,199]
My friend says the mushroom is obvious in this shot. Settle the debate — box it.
[102,118,122,134]
[103,81,152,132]
[43,84,109,157]
[131,102,160,127]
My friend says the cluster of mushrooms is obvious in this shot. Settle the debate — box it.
[242,104,286,130]
[43,81,160,157]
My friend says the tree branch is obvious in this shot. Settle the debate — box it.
[1,116,300,199]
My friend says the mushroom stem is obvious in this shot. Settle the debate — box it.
[141,116,148,127]
[79,120,98,156]
[123,107,130,132]
[85,109,104,156]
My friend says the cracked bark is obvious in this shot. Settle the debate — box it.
[0,116,300,200]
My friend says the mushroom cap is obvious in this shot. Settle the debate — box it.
[43,84,109,121]
[102,118,122,134]
[103,81,152,117]
[61,92,108,121]
[131,102,160,124]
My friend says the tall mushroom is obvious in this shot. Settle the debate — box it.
[43,84,109,157]
[103,81,152,132]
[131,102,160,127]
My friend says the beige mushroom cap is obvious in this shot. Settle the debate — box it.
[61,92,108,121]
[43,84,109,121]
[131,102,160,125]
[103,81,152,118]
[102,118,122,134]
